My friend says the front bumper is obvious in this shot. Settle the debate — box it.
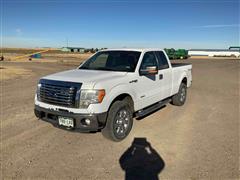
[34,105,107,132]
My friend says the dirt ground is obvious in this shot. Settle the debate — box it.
[1,48,93,62]
[0,66,33,81]
[0,58,239,179]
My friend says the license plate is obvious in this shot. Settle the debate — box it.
[58,116,74,128]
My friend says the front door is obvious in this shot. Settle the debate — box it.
[134,51,162,110]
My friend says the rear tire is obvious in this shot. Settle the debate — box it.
[102,99,133,142]
[172,83,187,106]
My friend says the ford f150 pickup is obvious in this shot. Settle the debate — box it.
[34,49,192,141]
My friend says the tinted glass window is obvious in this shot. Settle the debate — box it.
[155,51,169,69]
[140,52,158,70]
[79,51,141,72]
[89,53,108,68]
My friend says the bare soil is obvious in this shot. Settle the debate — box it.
[0,58,239,179]
[0,66,33,80]
[1,48,92,62]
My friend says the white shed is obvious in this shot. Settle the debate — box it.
[188,49,240,58]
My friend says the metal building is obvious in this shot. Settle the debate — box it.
[61,47,85,53]
[188,47,240,58]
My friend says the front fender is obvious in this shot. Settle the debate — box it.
[106,84,137,111]
[88,83,137,114]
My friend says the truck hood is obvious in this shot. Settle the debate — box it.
[42,69,127,84]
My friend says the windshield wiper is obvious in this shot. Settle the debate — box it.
[79,67,126,72]
[79,66,89,70]
[93,67,118,71]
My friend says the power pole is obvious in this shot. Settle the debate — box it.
[66,37,69,48]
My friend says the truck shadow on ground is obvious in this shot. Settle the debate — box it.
[119,138,165,180]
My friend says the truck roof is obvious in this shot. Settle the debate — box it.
[100,48,164,52]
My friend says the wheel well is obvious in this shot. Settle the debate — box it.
[182,77,187,85]
[109,94,134,111]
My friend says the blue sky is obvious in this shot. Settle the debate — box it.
[1,0,239,49]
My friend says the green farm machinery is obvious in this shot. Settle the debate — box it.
[164,48,188,60]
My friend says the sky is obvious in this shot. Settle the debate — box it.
[1,0,239,49]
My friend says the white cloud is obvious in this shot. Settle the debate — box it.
[194,24,240,28]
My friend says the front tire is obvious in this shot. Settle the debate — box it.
[102,99,133,141]
[172,83,187,106]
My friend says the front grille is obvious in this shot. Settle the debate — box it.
[38,79,82,108]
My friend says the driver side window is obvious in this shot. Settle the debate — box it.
[88,53,108,68]
[140,52,158,70]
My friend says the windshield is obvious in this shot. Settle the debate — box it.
[79,51,141,72]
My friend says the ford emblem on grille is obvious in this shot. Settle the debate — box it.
[60,90,69,96]
[39,79,82,108]
[47,91,55,97]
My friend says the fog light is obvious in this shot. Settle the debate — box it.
[85,119,91,125]
[81,118,91,126]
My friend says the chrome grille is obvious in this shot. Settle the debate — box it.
[38,79,81,108]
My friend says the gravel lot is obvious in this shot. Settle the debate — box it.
[1,58,239,179]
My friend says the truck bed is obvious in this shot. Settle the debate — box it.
[171,62,192,68]
[170,62,192,95]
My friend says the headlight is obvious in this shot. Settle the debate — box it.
[79,89,105,108]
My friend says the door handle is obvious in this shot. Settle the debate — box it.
[129,79,138,83]
[159,74,163,80]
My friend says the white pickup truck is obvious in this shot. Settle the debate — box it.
[35,49,192,141]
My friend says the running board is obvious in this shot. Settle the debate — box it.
[135,98,171,118]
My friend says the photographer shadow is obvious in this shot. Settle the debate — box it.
[119,138,165,180]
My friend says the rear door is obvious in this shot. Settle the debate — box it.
[155,51,172,99]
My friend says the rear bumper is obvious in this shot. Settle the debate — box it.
[34,105,107,132]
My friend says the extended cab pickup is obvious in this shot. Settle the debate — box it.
[34,49,192,141]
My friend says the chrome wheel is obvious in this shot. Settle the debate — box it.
[114,109,130,137]
[180,87,186,102]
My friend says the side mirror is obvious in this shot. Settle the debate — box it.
[140,66,158,76]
